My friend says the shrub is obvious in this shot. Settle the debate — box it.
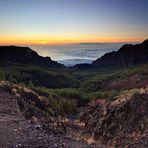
[28,80,34,88]
[0,71,5,80]
[88,90,120,101]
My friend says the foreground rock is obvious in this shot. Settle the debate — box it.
[81,88,148,147]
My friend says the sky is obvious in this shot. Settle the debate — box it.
[0,0,148,45]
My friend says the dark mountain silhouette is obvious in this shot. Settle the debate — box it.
[74,39,148,69]
[0,46,64,68]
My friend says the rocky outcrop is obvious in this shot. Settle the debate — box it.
[0,81,51,120]
[0,81,75,133]
[0,46,64,68]
[80,88,148,147]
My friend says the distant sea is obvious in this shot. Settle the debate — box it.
[30,43,136,67]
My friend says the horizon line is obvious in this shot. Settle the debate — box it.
[0,41,141,46]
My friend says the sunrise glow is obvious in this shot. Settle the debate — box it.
[0,0,147,45]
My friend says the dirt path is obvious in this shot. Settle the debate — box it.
[0,89,106,148]
[0,89,64,148]
[63,114,107,148]
[0,89,107,148]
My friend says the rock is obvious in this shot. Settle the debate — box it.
[87,137,96,145]
[22,87,32,94]
[38,137,42,140]
[17,86,23,91]
[13,129,17,132]
[11,88,17,95]
[15,144,22,147]
[30,116,38,124]
[15,93,21,98]
[35,124,41,130]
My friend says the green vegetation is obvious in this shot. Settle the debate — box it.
[0,71,5,80]
[88,90,120,101]
[51,98,77,115]
[79,64,148,91]
[0,65,78,88]
[0,63,148,115]
[35,87,121,106]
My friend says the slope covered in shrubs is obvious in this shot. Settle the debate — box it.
[0,66,78,88]
[0,81,78,129]
[80,87,148,147]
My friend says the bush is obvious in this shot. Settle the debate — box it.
[28,80,34,88]
[0,71,5,80]
[51,98,77,115]
[88,90,120,101]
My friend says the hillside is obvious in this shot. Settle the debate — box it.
[0,89,64,147]
[0,41,148,95]
[0,46,78,88]
[0,81,98,147]
[80,87,148,147]
[0,40,148,147]
[74,39,148,69]
[0,46,64,68]
[0,81,147,147]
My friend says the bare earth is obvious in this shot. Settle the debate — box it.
[0,89,67,147]
[0,89,105,148]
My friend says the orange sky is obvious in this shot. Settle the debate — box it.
[0,35,145,45]
[0,0,148,46]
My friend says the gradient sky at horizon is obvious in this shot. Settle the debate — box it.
[0,0,148,45]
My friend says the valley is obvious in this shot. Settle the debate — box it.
[0,40,147,147]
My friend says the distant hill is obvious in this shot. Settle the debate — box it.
[58,59,92,67]
[74,39,148,69]
[0,46,64,68]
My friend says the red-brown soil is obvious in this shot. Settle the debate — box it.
[105,75,148,90]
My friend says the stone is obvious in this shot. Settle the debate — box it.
[30,116,38,124]
[11,88,17,95]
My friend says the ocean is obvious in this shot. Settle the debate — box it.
[30,43,134,67]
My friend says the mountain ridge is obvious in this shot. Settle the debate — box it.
[0,46,64,68]
[74,39,148,69]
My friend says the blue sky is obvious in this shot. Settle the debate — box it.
[0,0,148,44]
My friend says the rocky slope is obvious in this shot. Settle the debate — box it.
[0,46,64,68]
[80,88,148,147]
[0,81,97,147]
[0,88,65,147]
